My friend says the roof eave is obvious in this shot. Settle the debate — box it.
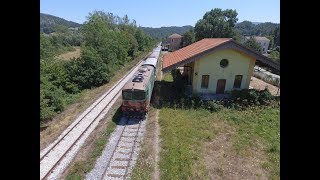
[162,40,279,73]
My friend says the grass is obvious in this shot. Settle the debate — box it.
[57,46,81,60]
[158,108,215,179]
[158,106,280,179]
[162,72,173,82]
[222,106,280,178]
[66,107,122,180]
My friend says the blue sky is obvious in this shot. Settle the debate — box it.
[40,0,279,27]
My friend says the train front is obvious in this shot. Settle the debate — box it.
[121,89,148,117]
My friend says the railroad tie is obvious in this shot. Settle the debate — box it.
[111,166,128,169]
[107,173,123,178]
[115,158,131,161]
[118,151,132,155]
[119,146,132,149]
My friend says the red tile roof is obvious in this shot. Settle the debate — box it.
[162,38,232,70]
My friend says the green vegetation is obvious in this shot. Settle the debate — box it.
[158,106,279,179]
[194,8,238,40]
[269,49,280,63]
[40,11,156,123]
[235,21,280,37]
[40,13,81,34]
[66,107,122,180]
[140,25,193,40]
[153,71,277,112]
[243,36,262,53]
[181,28,195,47]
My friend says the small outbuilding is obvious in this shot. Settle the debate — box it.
[162,38,279,95]
[167,33,183,51]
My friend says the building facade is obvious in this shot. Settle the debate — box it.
[245,36,270,54]
[162,38,278,95]
[167,33,183,51]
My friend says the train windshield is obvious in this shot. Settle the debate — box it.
[133,90,145,100]
[122,90,145,100]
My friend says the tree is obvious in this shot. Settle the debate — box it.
[40,34,54,59]
[243,37,261,53]
[182,29,195,47]
[266,35,274,50]
[269,50,280,63]
[235,21,255,35]
[273,26,280,48]
[194,8,238,41]
[232,29,244,43]
[65,47,110,90]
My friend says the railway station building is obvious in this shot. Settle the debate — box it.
[162,38,279,96]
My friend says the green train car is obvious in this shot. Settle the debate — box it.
[121,46,160,117]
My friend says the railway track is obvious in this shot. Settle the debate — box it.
[100,116,145,180]
[40,59,145,180]
[85,115,147,180]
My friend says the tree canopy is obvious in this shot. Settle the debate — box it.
[182,28,195,47]
[194,8,238,40]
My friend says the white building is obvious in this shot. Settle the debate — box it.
[245,36,270,54]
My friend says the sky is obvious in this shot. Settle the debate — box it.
[40,0,280,28]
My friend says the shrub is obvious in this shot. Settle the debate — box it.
[204,100,224,112]
[230,89,274,108]
[65,47,110,90]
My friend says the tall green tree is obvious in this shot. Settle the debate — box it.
[273,26,280,48]
[40,34,54,59]
[194,8,238,41]
[243,37,261,53]
[235,21,255,35]
[182,29,195,47]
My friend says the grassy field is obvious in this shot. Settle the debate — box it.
[131,71,280,179]
[158,106,279,179]
[57,46,81,60]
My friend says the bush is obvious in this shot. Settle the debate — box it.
[204,100,224,112]
[65,47,110,90]
[40,76,69,122]
[230,89,273,107]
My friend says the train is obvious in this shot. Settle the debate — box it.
[121,44,161,117]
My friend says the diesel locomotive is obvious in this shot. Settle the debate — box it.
[121,45,161,116]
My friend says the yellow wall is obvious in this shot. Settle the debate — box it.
[192,49,256,94]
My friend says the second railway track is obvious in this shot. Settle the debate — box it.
[40,59,145,180]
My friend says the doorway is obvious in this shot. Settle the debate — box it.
[216,79,226,94]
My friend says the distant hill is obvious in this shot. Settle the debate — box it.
[251,22,262,25]
[40,13,81,34]
[235,21,279,36]
[140,21,279,40]
[140,25,193,39]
